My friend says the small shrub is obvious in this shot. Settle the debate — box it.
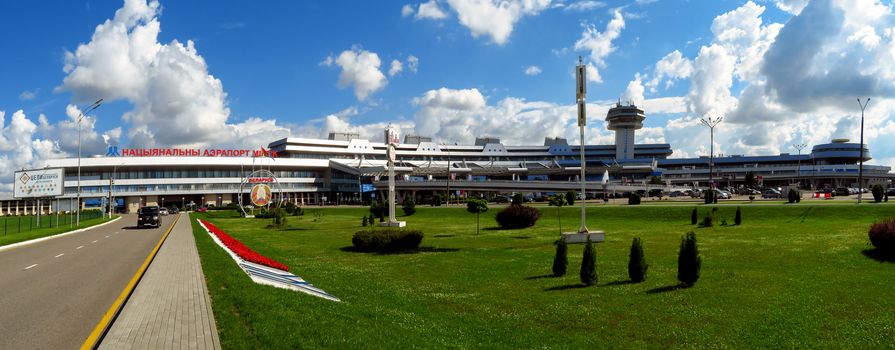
[721,219,728,226]
[691,207,697,225]
[284,201,296,215]
[872,185,884,203]
[702,214,713,227]
[552,239,568,277]
[628,192,641,205]
[628,237,648,283]
[431,194,443,207]
[885,192,889,202]
[379,215,384,223]
[362,215,368,227]
[678,231,702,286]
[734,206,742,225]
[704,190,714,204]
[566,191,576,206]
[495,205,540,229]
[351,229,424,252]
[512,193,524,206]
[869,218,895,251]
[580,238,597,286]
[402,196,416,216]
[367,214,375,226]
[548,194,567,234]
[272,208,287,227]
[787,189,799,203]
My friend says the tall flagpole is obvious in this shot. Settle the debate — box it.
[576,57,589,233]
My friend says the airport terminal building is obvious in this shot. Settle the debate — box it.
[3,103,893,215]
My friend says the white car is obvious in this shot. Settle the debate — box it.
[159,207,169,216]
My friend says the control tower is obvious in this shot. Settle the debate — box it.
[605,103,645,160]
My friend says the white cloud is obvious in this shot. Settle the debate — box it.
[573,8,624,81]
[417,0,449,19]
[389,59,404,76]
[564,1,605,11]
[19,90,37,101]
[327,48,389,101]
[774,0,809,15]
[402,4,415,17]
[645,50,692,91]
[445,0,552,45]
[621,73,645,106]
[58,0,291,148]
[407,55,419,73]
[524,65,542,75]
[585,63,602,83]
[687,44,736,119]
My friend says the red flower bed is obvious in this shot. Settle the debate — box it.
[199,219,289,271]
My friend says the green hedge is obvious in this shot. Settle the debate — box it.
[352,229,424,252]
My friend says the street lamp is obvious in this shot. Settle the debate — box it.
[182,197,185,210]
[76,98,103,226]
[441,141,452,207]
[793,143,807,189]
[700,116,723,190]
[857,98,870,203]
[107,162,123,218]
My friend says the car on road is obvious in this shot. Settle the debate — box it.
[762,189,782,199]
[887,188,895,196]
[835,187,851,197]
[169,206,179,214]
[159,207,169,216]
[137,206,161,228]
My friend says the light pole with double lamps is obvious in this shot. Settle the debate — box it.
[76,99,102,226]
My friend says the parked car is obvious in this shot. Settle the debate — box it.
[762,189,782,199]
[669,191,688,197]
[137,206,161,228]
[648,189,664,197]
[196,206,208,213]
[835,187,850,197]
[159,207,169,216]
[887,188,895,196]
[168,206,179,214]
[491,195,511,203]
[713,189,731,199]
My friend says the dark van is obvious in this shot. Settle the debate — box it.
[137,206,161,228]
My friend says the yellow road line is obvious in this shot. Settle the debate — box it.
[80,214,181,350]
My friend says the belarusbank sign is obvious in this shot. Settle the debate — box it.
[106,146,279,158]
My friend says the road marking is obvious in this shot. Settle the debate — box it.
[81,213,181,350]
[76,245,84,250]
[104,235,109,238]
[92,240,98,243]
[55,253,64,258]
[24,264,38,270]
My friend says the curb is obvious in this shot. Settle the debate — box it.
[0,216,122,253]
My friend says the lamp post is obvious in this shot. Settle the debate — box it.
[857,98,870,203]
[182,197,185,210]
[107,162,122,218]
[443,142,451,207]
[793,143,806,189]
[76,99,103,226]
[700,116,723,190]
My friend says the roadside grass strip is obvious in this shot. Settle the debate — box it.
[197,219,340,302]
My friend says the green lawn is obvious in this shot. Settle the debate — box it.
[0,211,113,247]
[190,204,895,349]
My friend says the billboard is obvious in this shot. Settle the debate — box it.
[14,168,64,198]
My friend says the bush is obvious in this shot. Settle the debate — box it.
[362,215,368,227]
[872,185,884,203]
[512,193,524,206]
[552,239,568,277]
[678,231,702,286]
[431,194,443,207]
[734,206,742,225]
[701,214,713,227]
[284,201,296,215]
[628,237,648,283]
[351,229,424,252]
[869,218,895,251]
[402,196,416,216]
[548,194,568,234]
[565,191,576,206]
[367,214,375,226]
[495,205,540,229]
[272,208,287,227]
[691,207,698,225]
[580,237,597,286]
[788,189,799,203]
[628,192,641,205]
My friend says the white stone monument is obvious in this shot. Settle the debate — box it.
[563,57,605,243]
[381,124,406,227]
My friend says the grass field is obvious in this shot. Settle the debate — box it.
[190,204,895,349]
[0,210,112,247]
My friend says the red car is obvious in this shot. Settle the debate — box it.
[196,206,208,212]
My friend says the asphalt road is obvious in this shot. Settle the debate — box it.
[0,213,173,350]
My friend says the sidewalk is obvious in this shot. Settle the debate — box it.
[99,214,221,350]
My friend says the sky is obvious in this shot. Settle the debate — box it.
[2,0,895,195]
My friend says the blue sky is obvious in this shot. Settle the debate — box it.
[3,0,895,193]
